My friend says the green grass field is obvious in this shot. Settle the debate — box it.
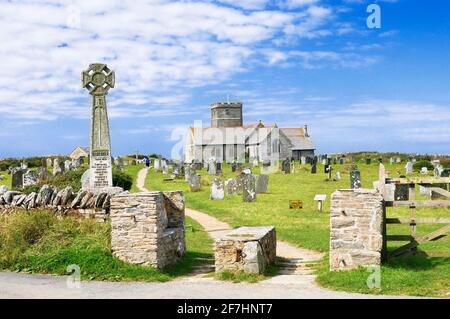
[0,210,213,282]
[145,161,450,297]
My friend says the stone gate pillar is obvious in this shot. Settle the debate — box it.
[330,189,384,271]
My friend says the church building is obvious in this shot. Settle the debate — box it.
[184,102,315,163]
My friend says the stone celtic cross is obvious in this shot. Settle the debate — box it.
[82,63,115,189]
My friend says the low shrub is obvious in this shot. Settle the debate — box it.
[412,160,434,172]
[112,169,133,190]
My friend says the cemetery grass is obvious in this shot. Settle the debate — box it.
[123,164,145,193]
[145,162,450,296]
[0,170,11,189]
[0,210,213,282]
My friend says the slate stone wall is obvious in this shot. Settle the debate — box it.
[110,191,185,268]
[330,189,384,271]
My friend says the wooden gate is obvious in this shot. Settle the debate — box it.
[378,164,450,260]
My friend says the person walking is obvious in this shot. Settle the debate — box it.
[145,157,150,168]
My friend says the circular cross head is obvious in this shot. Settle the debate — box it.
[82,63,115,95]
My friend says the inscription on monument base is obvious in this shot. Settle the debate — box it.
[91,154,113,188]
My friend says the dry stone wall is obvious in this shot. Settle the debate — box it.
[330,189,384,271]
[110,191,185,269]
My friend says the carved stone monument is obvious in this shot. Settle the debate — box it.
[82,63,115,190]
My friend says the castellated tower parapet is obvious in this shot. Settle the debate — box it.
[211,102,243,128]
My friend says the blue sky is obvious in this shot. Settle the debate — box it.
[0,0,449,158]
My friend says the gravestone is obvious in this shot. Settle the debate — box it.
[350,170,361,189]
[366,158,371,165]
[188,174,201,192]
[324,164,330,174]
[394,184,409,201]
[41,158,47,168]
[389,157,395,165]
[225,178,238,195]
[333,158,337,165]
[311,164,317,174]
[20,163,28,171]
[421,167,428,174]
[231,162,237,173]
[243,174,256,202]
[335,171,341,181]
[282,159,290,174]
[339,158,344,165]
[322,159,327,165]
[252,158,259,167]
[46,158,53,168]
[210,178,224,200]
[290,161,295,173]
[256,174,269,194]
[396,157,401,163]
[162,165,169,175]
[405,162,413,175]
[82,63,115,189]
[154,159,161,171]
[208,162,216,175]
[235,173,245,193]
[12,170,24,189]
[64,160,72,172]
[216,162,222,175]
[301,156,306,165]
[327,158,332,165]
[53,159,65,176]
[23,171,38,187]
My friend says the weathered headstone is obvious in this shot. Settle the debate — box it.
[389,157,395,165]
[216,162,222,175]
[64,160,72,172]
[282,159,290,174]
[301,156,306,165]
[366,158,371,165]
[350,170,361,189]
[243,174,256,202]
[208,162,216,175]
[256,174,269,194]
[394,184,409,201]
[154,159,161,171]
[188,174,201,192]
[225,178,238,195]
[339,158,344,165]
[46,158,53,168]
[396,157,401,163]
[311,164,317,174]
[405,161,413,175]
[335,171,341,181]
[23,171,38,187]
[162,165,169,175]
[210,178,224,200]
[420,167,428,174]
[12,170,24,189]
[82,63,115,189]
[53,159,64,176]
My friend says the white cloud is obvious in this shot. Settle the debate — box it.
[0,0,339,122]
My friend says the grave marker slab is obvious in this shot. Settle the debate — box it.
[256,174,269,194]
[243,174,256,202]
[350,170,361,189]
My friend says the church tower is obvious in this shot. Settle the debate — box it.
[210,102,243,127]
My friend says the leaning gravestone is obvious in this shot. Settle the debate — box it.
[350,170,362,189]
[210,178,224,200]
[81,63,115,190]
[256,174,269,194]
[243,174,256,202]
